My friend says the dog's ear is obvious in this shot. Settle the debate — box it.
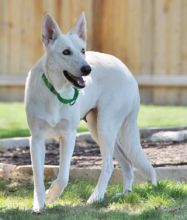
[41,14,61,47]
[70,12,87,42]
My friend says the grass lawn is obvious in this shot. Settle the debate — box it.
[0,179,187,220]
[0,103,187,138]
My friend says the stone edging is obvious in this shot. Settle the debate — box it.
[0,163,187,183]
[140,126,187,138]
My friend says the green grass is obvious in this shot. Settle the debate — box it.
[0,103,187,138]
[0,179,187,219]
[139,105,187,128]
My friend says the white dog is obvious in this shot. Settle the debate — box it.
[25,13,157,213]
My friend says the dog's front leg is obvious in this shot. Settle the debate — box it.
[30,134,46,213]
[46,130,76,204]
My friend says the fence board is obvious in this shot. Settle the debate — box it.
[181,0,187,73]
[0,0,8,74]
[20,0,36,73]
[153,0,168,75]
[127,0,143,74]
[94,0,114,54]
[7,0,23,75]
[141,0,153,75]
[113,0,129,62]
[153,0,169,104]
[167,0,181,75]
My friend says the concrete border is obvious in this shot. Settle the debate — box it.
[0,163,187,183]
[1,126,187,151]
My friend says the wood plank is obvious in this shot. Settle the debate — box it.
[140,0,154,103]
[0,1,9,75]
[91,0,103,51]
[98,0,114,53]
[167,0,181,75]
[112,0,128,62]
[136,74,187,87]
[153,0,169,104]
[153,0,168,75]
[141,0,153,75]
[181,0,187,73]
[19,0,35,74]
[43,0,56,17]
[127,0,142,74]
[59,0,71,32]
[7,0,22,75]
[148,88,181,105]
[32,0,43,62]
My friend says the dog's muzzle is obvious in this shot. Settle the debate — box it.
[63,65,91,89]
[80,65,92,76]
[63,71,86,89]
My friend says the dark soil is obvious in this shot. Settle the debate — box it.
[0,138,187,168]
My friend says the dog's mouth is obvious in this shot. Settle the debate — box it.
[63,70,85,89]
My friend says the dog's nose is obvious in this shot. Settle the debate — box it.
[80,65,92,76]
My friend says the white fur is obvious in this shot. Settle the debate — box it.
[25,14,157,213]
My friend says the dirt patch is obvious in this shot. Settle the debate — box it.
[0,139,187,168]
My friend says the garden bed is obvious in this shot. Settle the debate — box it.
[0,138,187,168]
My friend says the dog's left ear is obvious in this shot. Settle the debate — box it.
[70,12,87,42]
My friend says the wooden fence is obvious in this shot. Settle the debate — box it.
[0,0,187,104]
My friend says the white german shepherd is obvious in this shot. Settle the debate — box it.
[25,13,157,213]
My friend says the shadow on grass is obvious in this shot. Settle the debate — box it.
[0,205,168,220]
[0,179,187,220]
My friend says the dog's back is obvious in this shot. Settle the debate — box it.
[80,51,140,120]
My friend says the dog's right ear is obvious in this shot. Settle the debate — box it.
[41,14,61,47]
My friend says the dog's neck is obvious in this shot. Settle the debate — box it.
[42,60,75,100]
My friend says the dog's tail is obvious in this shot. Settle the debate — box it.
[117,110,157,186]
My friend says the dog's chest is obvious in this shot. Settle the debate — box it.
[46,108,62,127]
[42,100,80,129]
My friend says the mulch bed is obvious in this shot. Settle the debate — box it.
[0,138,187,168]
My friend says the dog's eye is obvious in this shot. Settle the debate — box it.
[62,49,71,55]
[81,48,85,54]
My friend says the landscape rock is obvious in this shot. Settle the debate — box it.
[150,130,187,142]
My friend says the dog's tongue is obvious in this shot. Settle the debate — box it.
[77,77,85,87]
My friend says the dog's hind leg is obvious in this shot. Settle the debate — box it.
[45,130,76,204]
[114,143,134,193]
[86,109,134,197]
[87,111,121,204]
[118,112,157,187]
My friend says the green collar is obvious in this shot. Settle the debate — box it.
[42,73,79,105]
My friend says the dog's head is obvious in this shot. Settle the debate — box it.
[41,13,91,89]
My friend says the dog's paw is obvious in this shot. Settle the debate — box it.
[31,204,46,214]
[45,180,64,204]
[87,192,104,204]
[152,179,157,187]
[124,189,132,194]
